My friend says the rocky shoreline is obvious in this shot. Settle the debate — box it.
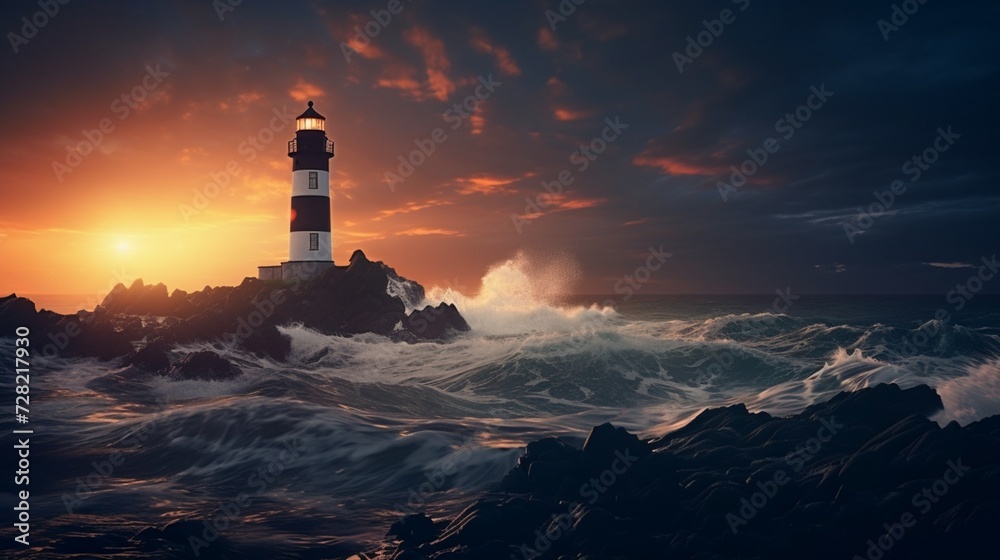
[4,265,997,559]
[357,383,997,560]
[0,250,469,378]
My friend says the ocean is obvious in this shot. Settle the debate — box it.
[3,261,1000,558]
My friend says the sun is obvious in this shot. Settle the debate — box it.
[116,239,132,254]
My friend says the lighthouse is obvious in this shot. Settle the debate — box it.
[288,101,334,262]
[258,101,338,281]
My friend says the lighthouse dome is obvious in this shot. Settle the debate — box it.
[296,101,326,131]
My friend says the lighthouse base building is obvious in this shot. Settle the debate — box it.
[258,101,342,282]
[257,260,337,282]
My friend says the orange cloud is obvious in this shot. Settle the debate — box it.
[558,197,604,210]
[453,172,537,195]
[375,66,424,99]
[398,227,464,236]
[469,105,485,135]
[632,154,725,176]
[554,107,593,122]
[538,27,559,51]
[469,28,522,76]
[337,229,387,243]
[521,192,606,221]
[375,199,453,220]
[345,36,384,60]
[404,27,455,101]
[289,79,324,102]
[342,13,385,60]
[219,91,263,112]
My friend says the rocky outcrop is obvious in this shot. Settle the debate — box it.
[99,279,176,316]
[361,384,999,560]
[0,294,61,333]
[0,250,470,363]
[121,338,171,373]
[290,250,409,336]
[405,303,471,340]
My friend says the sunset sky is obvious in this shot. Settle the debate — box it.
[1,0,997,302]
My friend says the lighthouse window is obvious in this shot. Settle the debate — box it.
[309,233,319,251]
[308,171,318,189]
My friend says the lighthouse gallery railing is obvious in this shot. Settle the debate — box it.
[287,138,334,156]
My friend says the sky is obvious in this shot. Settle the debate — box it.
[0,0,997,301]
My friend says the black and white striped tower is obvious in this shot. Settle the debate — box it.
[287,101,334,262]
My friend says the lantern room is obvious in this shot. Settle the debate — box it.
[296,101,325,131]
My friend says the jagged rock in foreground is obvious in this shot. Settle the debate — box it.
[360,384,998,560]
[0,250,470,365]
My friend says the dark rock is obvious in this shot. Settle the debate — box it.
[121,338,171,373]
[430,497,559,553]
[0,294,45,333]
[99,279,175,316]
[652,403,772,449]
[581,422,652,471]
[73,318,135,361]
[526,460,579,496]
[169,351,242,381]
[293,254,411,336]
[502,437,581,493]
[838,413,938,488]
[388,513,439,546]
[797,383,943,434]
[364,384,1000,560]
[405,303,471,340]
[239,323,291,360]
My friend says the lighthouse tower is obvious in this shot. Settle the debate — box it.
[288,101,334,262]
[257,101,337,281]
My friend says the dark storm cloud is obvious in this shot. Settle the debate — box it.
[1,0,996,293]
